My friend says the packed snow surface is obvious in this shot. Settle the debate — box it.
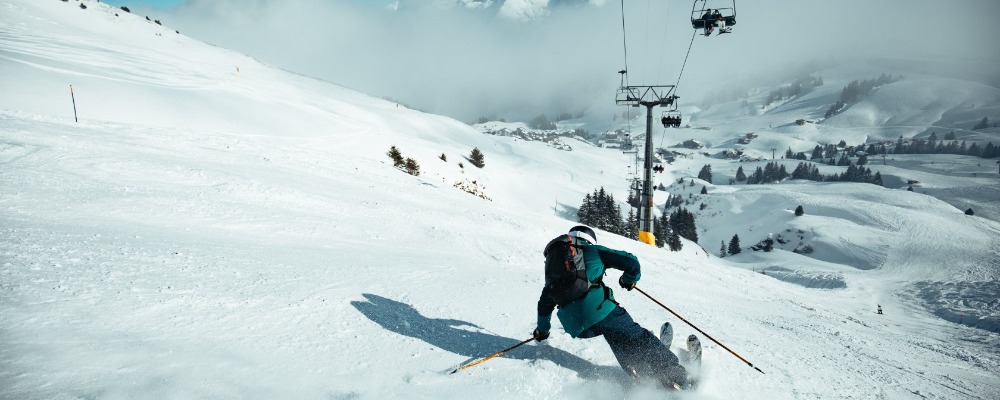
[2,1,998,399]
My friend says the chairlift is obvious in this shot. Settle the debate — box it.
[661,111,682,128]
[616,87,640,107]
[691,0,735,36]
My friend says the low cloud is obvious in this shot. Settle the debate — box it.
[160,0,1000,126]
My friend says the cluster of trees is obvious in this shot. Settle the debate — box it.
[529,114,557,130]
[743,162,790,184]
[790,162,884,186]
[720,234,741,257]
[653,212,683,251]
[387,146,486,176]
[577,188,628,236]
[825,74,900,118]
[386,145,420,176]
[578,188,694,252]
[973,117,994,130]
[788,133,998,164]
[892,133,999,159]
[668,208,698,244]
[764,76,824,107]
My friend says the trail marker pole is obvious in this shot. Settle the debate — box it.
[70,85,78,122]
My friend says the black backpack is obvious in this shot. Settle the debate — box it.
[543,234,599,306]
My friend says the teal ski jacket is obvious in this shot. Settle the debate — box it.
[536,240,641,338]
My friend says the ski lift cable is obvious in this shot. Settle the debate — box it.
[658,0,672,76]
[619,0,630,88]
[674,27,698,92]
[642,0,652,82]
[619,0,633,137]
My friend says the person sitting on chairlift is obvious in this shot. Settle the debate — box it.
[712,9,730,35]
[701,9,714,36]
[661,116,681,128]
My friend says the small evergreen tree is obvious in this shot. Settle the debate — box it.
[794,205,804,216]
[439,153,447,162]
[626,209,640,241]
[719,241,728,257]
[965,208,975,216]
[404,158,420,176]
[700,185,708,195]
[697,164,713,183]
[578,193,594,225]
[973,117,989,130]
[387,145,405,168]
[654,213,669,248]
[735,166,747,182]
[728,234,741,255]
[667,229,683,251]
[470,147,485,168]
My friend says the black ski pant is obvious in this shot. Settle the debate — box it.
[578,306,687,386]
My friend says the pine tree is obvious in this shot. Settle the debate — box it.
[973,117,989,130]
[697,164,713,183]
[811,145,823,160]
[667,229,683,251]
[387,145,404,168]
[794,205,804,216]
[719,241,728,257]
[654,213,669,248]
[404,158,420,176]
[578,193,594,226]
[700,185,708,195]
[670,207,698,244]
[626,209,640,241]
[728,234,741,255]
[470,147,485,168]
[735,166,747,182]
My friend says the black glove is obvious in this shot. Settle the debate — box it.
[619,276,636,291]
[532,329,550,342]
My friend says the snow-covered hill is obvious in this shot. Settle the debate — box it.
[1,1,998,399]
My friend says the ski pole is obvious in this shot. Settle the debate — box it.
[635,286,764,374]
[449,337,535,374]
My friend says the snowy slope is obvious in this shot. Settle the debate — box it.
[2,1,999,399]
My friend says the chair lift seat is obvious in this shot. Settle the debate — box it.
[691,16,735,30]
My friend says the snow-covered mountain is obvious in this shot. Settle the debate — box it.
[2,1,998,399]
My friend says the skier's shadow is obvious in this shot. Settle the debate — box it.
[351,293,622,379]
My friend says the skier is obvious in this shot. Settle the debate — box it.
[877,305,883,315]
[532,225,690,389]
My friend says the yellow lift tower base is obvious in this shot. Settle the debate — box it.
[638,231,656,246]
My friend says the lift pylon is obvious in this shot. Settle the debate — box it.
[617,84,677,246]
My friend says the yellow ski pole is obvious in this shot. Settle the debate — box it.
[449,337,535,374]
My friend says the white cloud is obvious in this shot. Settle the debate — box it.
[498,0,550,20]
[162,0,1000,124]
